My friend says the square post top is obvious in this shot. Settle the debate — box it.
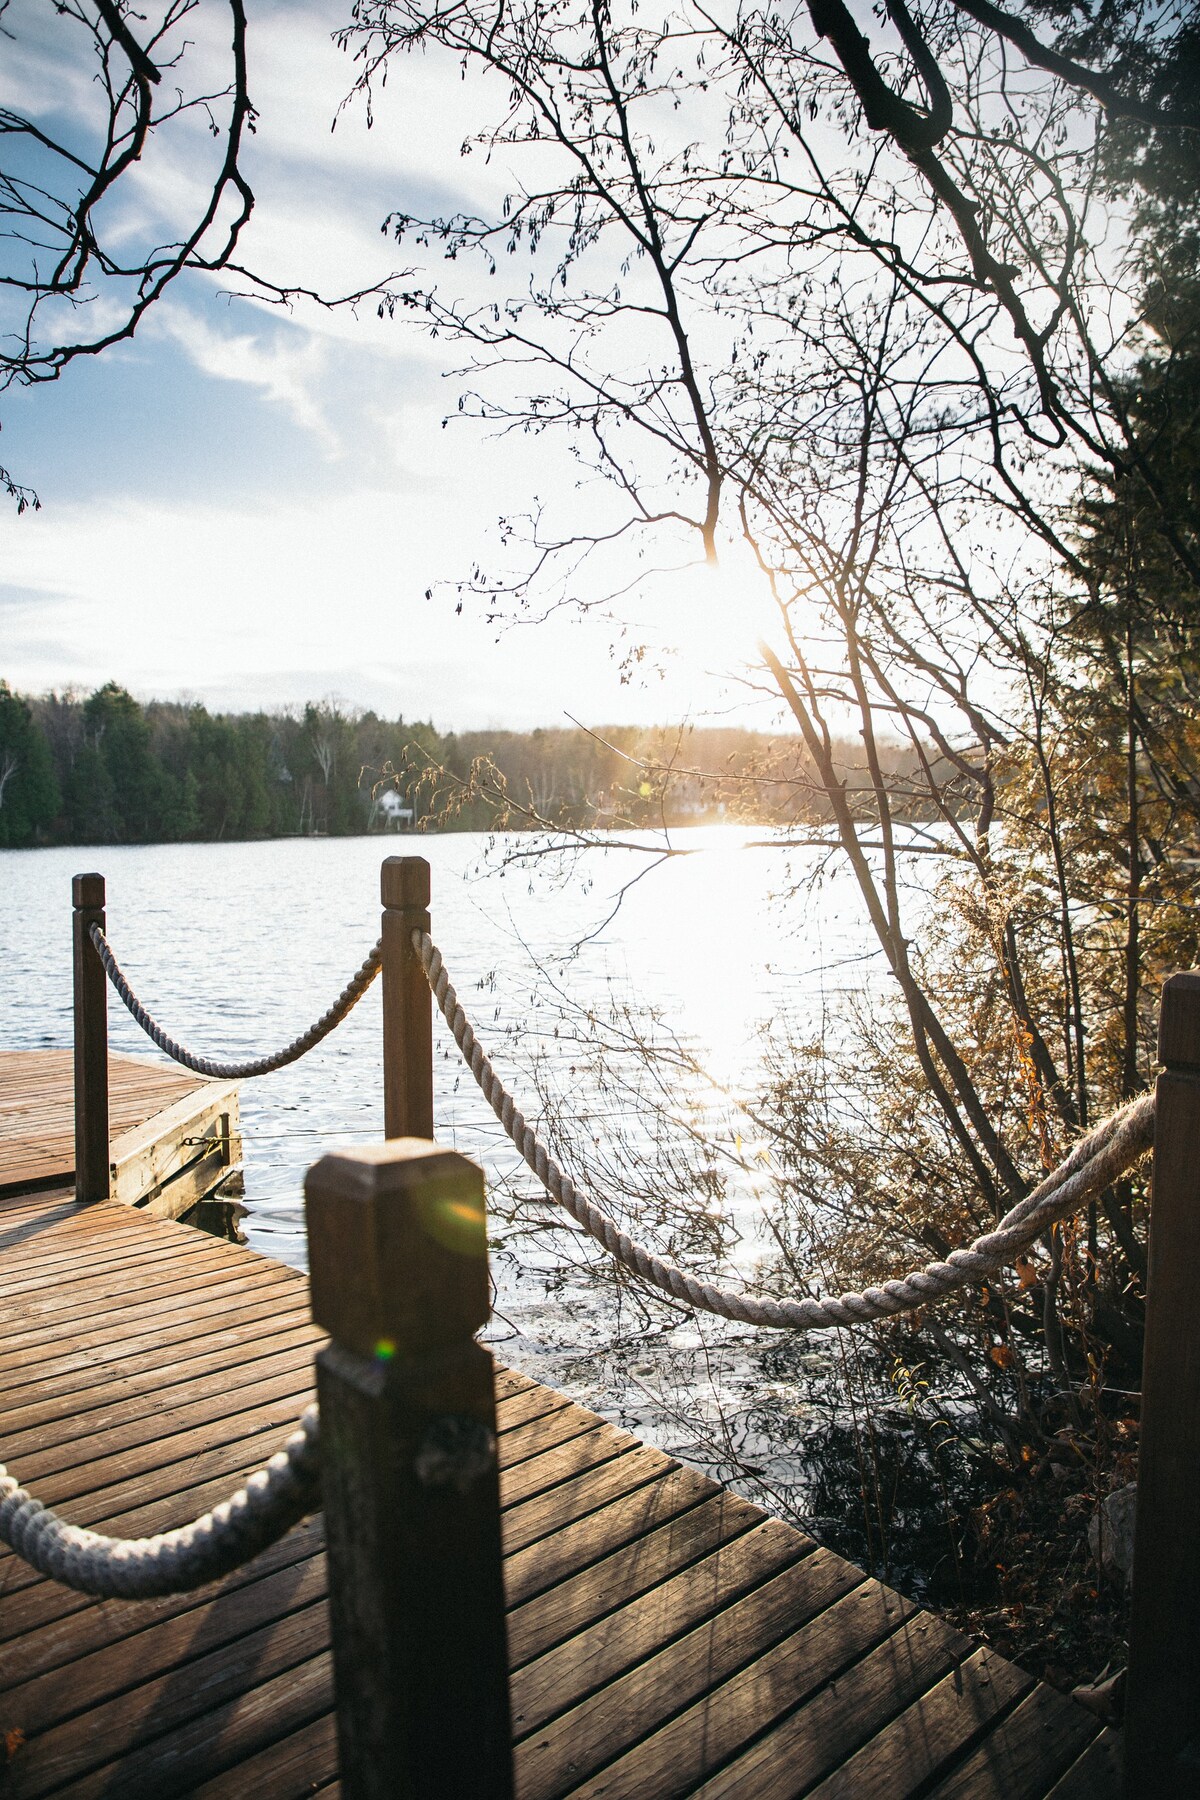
[73,872,105,909]
[306,1139,488,1359]
[1158,971,1200,1071]
[381,857,430,909]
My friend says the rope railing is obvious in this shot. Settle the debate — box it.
[414,928,1156,1332]
[5,895,1151,1603]
[0,1408,320,1598]
[90,923,382,1080]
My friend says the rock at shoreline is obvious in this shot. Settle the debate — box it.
[1088,1482,1137,1585]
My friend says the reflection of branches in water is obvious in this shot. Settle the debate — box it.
[452,881,1089,1635]
[547,1309,985,1609]
[467,836,915,1319]
[430,833,1074,1616]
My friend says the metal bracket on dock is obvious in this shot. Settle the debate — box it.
[109,1083,243,1221]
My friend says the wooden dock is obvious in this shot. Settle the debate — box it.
[0,1051,241,1218]
[0,1175,1120,1798]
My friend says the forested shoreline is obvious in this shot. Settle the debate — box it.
[0,678,906,846]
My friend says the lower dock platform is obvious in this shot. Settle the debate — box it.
[0,1051,240,1218]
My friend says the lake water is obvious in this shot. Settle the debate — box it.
[3,830,937,1557]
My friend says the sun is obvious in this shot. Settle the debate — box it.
[642,538,788,681]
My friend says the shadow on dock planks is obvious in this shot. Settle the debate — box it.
[0,1169,1119,1798]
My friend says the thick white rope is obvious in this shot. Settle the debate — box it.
[0,1408,319,1597]
[415,929,1155,1330]
[91,924,382,1080]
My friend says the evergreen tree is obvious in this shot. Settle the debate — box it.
[62,741,119,844]
[83,684,176,842]
[0,682,59,846]
[1079,18,1200,630]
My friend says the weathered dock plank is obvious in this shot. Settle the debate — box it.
[0,1184,1119,1798]
[0,1052,194,1190]
[0,1050,240,1217]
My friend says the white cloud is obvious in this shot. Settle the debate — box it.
[157,307,339,448]
[0,483,761,728]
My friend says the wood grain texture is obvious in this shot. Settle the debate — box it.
[0,1050,199,1190]
[72,877,109,1205]
[0,1181,1114,1799]
[309,1140,512,1800]
[1127,1033,1200,1794]
[109,1081,240,1211]
[924,1679,1101,1799]
[1043,1729,1124,1798]
[0,1048,237,1215]
[804,1643,1034,1798]
[380,855,433,1140]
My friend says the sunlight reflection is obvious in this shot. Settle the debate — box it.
[647,540,784,680]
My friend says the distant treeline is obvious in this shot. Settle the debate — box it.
[0,679,926,847]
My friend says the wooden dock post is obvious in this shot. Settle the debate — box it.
[306,1138,513,1800]
[72,872,109,1205]
[381,856,434,1140]
[1125,971,1200,1797]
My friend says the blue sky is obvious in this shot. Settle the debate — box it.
[0,0,764,730]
